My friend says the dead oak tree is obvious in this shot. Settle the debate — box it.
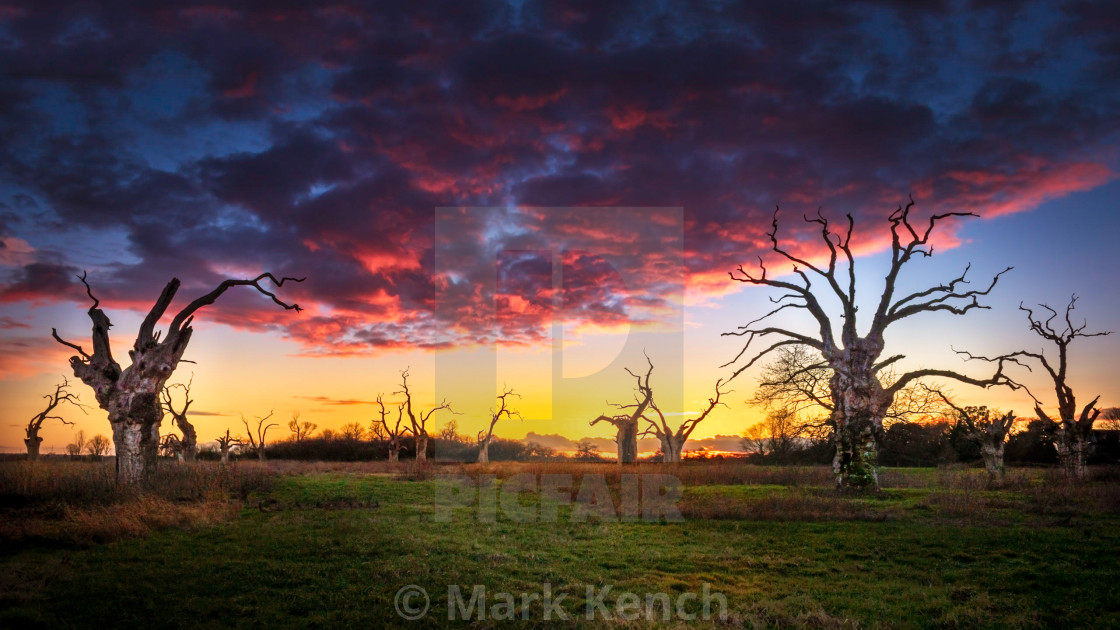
[240,410,278,461]
[590,355,657,464]
[724,202,1016,488]
[24,377,87,460]
[396,368,455,463]
[642,379,728,463]
[161,374,197,462]
[52,272,302,484]
[477,387,521,464]
[374,394,409,463]
[931,388,1017,479]
[964,296,1111,478]
[215,429,240,464]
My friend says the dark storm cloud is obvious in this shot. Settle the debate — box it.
[0,0,1116,361]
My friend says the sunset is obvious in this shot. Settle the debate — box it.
[2,2,1119,627]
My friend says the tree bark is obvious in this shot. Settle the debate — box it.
[659,434,684,463]
[180,420,197,462]
[981,441,1005,478]
[478,439,490,464]
[415,434,429,463]
[1054,428,1090,479]
[220,444,231,465]
[616,419,638,464]
[388,447,400,463]
[25,436,42,460]
[828,341,890,489]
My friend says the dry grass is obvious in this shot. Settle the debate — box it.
[0,460,273,548]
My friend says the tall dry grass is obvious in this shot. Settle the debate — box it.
[0,460,273,548]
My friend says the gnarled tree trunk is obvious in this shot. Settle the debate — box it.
[980,441,1005,478]
[24,437,42,460]
[724,204,1014,491]
[477,439,490,464]
[1054,426,1091,479]
[659,434,685,463]
[828,341,891,488]
[415,434,429,463]
[53,272,302,484]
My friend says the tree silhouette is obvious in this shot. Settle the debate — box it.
[374,394,409,463]
[477,387,521,464]
[24,377,87,460]
[963,295,1111,478]
[395,368,455,463]
[52,271,302,483]
[641,378,728,463]
[240,410,278,461]
[724,202,1017,488]
[215,429,240,465]
[591,355,658,464]
[931,387,1017,479]
[288,412,317,441]
[161,374,197,462]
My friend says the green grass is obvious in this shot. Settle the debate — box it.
[2,466,1119,628]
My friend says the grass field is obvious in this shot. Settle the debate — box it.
[1,461,1118,628]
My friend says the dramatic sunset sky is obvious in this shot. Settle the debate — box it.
[1,1,1118,455]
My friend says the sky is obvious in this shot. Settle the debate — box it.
[1,0,1118,455]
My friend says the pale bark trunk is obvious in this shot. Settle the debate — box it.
[25,436,42,461]
[828,340,889,489]
[478,440,490,464]
[179,421,197,462]
[660,435,684,463]
[1055,429,1089,479]
[388,447,399,463]
[112,421,147,485]
[220,445,231,464]
[833,428,880,489]
[415,435,429,463]
[981,441,1005,479]
[617,421,638,464]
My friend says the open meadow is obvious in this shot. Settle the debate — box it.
[2,460,1118,628]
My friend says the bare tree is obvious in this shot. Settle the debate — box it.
[86,434,111,459]
[933,390,1017,479]
[374,395,410,463]
[478,387,521,464]
[438,418,461,441]
[339,422,366,441]
[52,271,302,484]
[964,296,1111,478]
[240,410,277,461]
[751,344,949,449]
[575,439,602,460]
[642,379,728,463]
[215,429,240,465]
[741,423,769,457]
[161,375,197,462]
[724,203,1016,488]
[395,368,455,463]
[590,355,659,464]
[288,412,317,441]
[160,433,183,459]
[66,430,87,459]
[24,377,87,460]
[1101,407,1120,431]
